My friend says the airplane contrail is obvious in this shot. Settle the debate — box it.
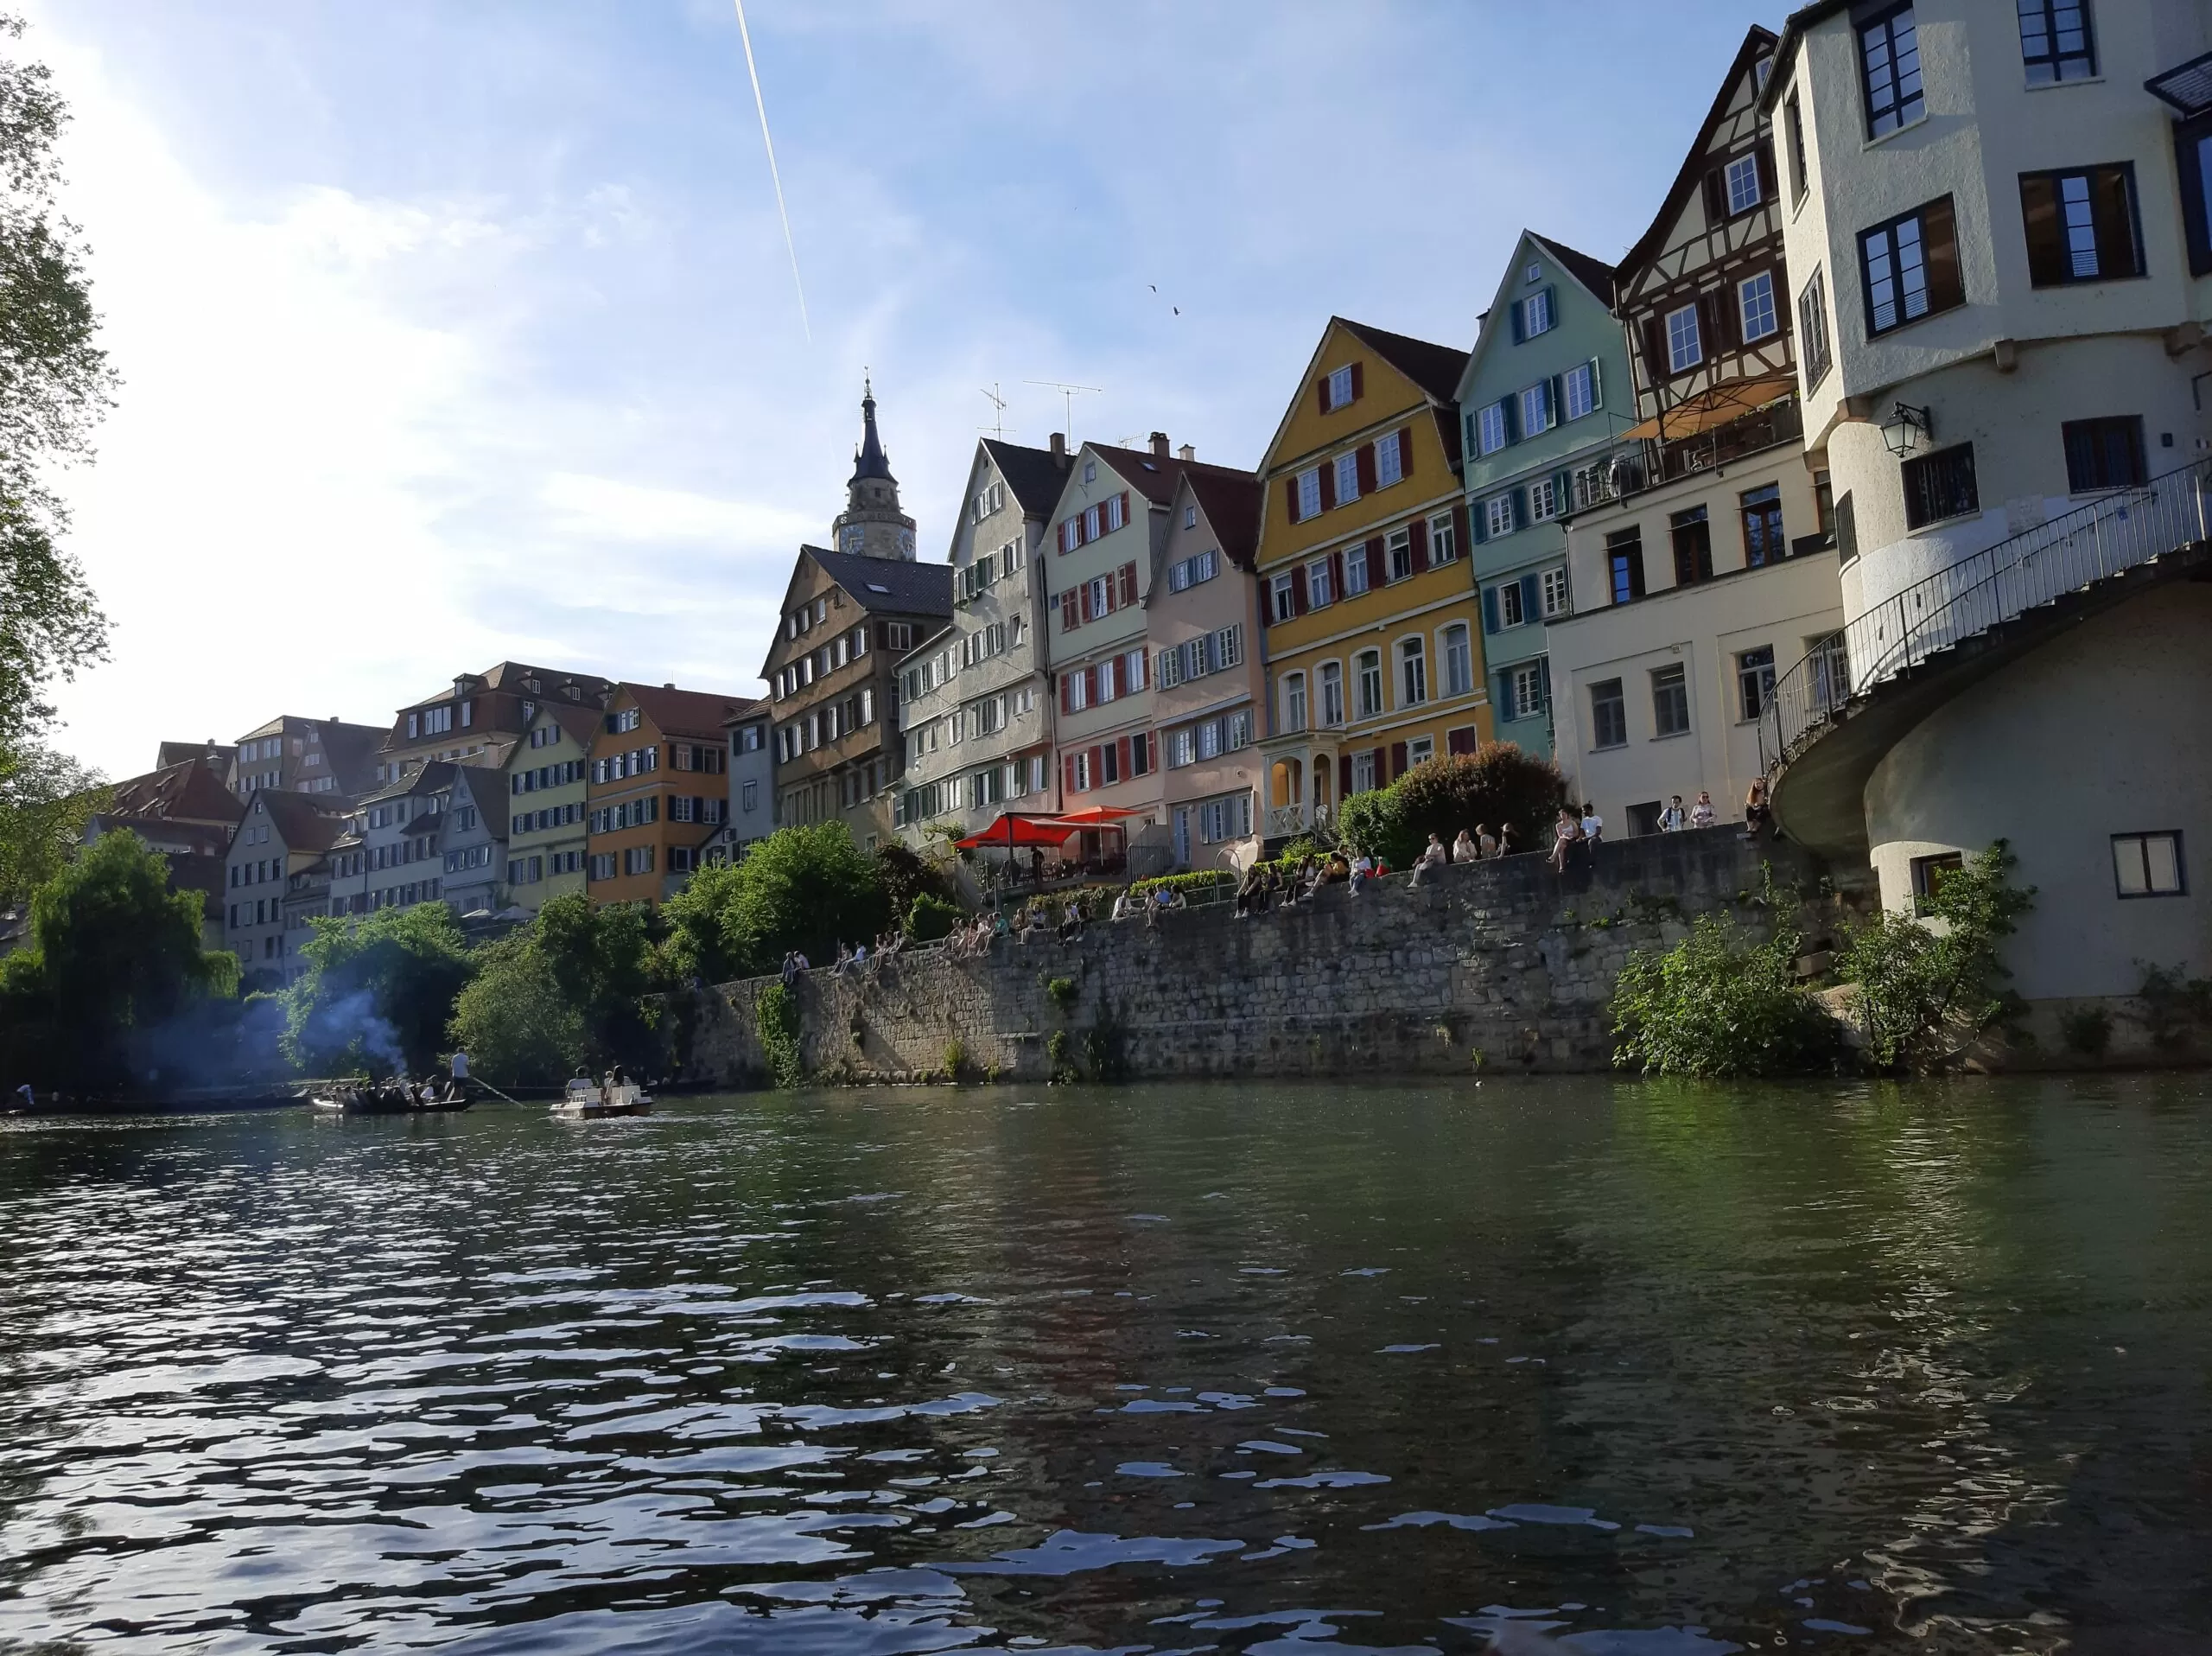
[734,0,810,342]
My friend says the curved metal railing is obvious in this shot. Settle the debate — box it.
[1758,454,2212,774]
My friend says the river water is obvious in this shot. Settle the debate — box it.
[1,1079,2208,1654]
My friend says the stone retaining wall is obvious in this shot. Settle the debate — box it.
[674,828,1836,1086]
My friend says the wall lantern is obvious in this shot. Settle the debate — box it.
[1881,402,1933,458]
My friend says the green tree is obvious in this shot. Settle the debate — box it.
[661,823,886,980]
[283,903,475,1076]
[460,891,658,1076]
[1611,913,1834,1079]
[0,829,234,1091]
[0,739,101,901]
[1337,743,1566,866]
[448,934,586,1086]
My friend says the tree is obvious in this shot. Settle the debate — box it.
[0,15,114,748]
[485,891,659,1073]
[660,824,886,981]
[283,903,475,1077]
[0,829,234,1091]
[1611,913,1835,1079]
[1338,744,1567,867]
[448,935,586,1086]
[0,738,101,901]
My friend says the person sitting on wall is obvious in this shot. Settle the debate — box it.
[1491,825,1513,859]
[1348,850,1375,896]
[1325,850,1351,883]
[1410,832,1448,889]
[1548,806,1583,873]
[1476,824,1497,859]
[1580,802,1604,848]
[1744,780,1772,839]
[1452,829,1478,863]
[1111,888,1137,922]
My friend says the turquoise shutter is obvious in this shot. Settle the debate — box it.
[1496,668,1516,721]
[1518,573,1540,623]
[1537,655,1553,710]
[1587,356,1603,409]
[1482,587,1501,634]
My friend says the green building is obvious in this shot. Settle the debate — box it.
[1454,232,1631,757]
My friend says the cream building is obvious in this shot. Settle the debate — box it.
[502,701,598,911]
[1748,0,2212,1018]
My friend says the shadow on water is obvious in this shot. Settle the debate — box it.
[0,1075,2207,1653]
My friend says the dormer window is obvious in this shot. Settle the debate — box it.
[1083,460,1097,485]
[1322,364,1357,411]
[1524,261,1543,285]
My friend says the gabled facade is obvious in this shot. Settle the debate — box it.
[1151,466,1265,869]
[223,790,348,986]
[503,702,596,912]
[327,761,455,917]
[893,436,1069,839]
[1550,26,1844,837]
[376,664,610,789]
[229,715,384,801]
[716,703,776,858]
[1250,316,1481,844]
[1456,232,1630,757]
[586,683,746,905]
[441,764,511,918]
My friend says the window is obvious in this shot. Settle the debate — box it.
[1519,289,1554,338]
[1510,664,1546,721]
[1407,736,1433,767]
[1591,679,1627,748]
[1485,494,1516,539]
[623,844,655,877]
[1083,459,1097,485]
[1399,638,1427,706]
[1606,528,1646,604]
[1497,581,1526,628]
[1375,430,1403,487]
[1725,152,1762,215]
[1283,672,1308,732]
[1343,547,1370,596]
[1295,468,1322,520]
[1798,268,1832,389]
[1737,645,1777,720]
[1562,360,1597,421]
[2021,166,2141,285]
[1903,443,1980,529]
[2018,0,2094,84]
[1910,850,1965,906]
[1785,92,1808,202]
[1517,381,1553,437]
[1670,506,1713,586]
[2113,831,2185,897]
[1324,364,1355,410]
[1355,650,1384,720]
[1541,567,1569,617]
[741,779,758,812]
[1862,197,1963,334]
[1528,476,1562,523]
[1428,512,1459,565]
[1271,573,1296,624]
[1650,665,1690,737]
[2176,118,2212,277]
[1350,750,1377,795]
[1477,403,1509,455]
[1443,623,1472,697]
[1306,557,1334,607]
[1387,527,1414,583]
[2063,417,2146,492]
[1666,303,1702,373]
[1738,271,1778,341]
[1334,451,1360,506]
[1859,3,1923,137]
[1741,484,1785,566]
[1319,662,1344,727]
[588,852,617,882]
[1184,505,1197,530]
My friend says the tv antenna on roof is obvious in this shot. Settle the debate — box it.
[1024,379,1103,444]
[981,383,1008,440]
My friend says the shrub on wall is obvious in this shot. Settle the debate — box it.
[754,981,805,1090]
[1336,744,1566,866]
[906,893,962,943]
[1611,914,1836,1078]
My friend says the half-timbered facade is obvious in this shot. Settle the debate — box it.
[1550,25,1844,838]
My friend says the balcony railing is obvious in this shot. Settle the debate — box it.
[1759,455,2212,774]
[1648,393,1804,487]
[1268,803,1307,838]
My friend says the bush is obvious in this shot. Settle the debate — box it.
[1129,869,1234,900]
[940,1037,969,1083]
[1044,975,1077,1012]
[662,823,887,981]
[283,902,475,1077]
[754,981,804,1089]
[906,892,962,943]
[1832,841,2034,1073]
[1611,914,1836,1078]
[2059,1005,2113,1058]
[448,935,588,1086]
[2135,963,2212,1048]
[876,840,955,920]
[1336,744,1566,867]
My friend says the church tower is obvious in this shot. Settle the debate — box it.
[831,377,918,561]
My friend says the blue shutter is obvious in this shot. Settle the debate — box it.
[1496,669,1516,722]
[1510,298,1525,344]
[1587,357,1603,409]
[1537,655,1553,710]
[1482,587,1501,634]
[1500,396,1517,444]
[1519,573,1540,623]
[1543,286,1558,331]
[1510,489,1528,532]
[1548,376,1563,426]
[1471,501,1489,545]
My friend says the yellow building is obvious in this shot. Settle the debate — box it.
[1254,316,1488,841]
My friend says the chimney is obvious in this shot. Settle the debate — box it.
[1149,430,1169,458]
[1178,443,1196,462]
[663,682,676,690]
[1049,431,1067,463]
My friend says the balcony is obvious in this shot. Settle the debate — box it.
[1648,391,1802,487]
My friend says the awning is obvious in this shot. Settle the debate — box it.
[1054,805,1151,822]
[1622,372,1796,443]
[955,813,1079,850]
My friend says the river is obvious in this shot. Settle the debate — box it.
[0,1078,2207,1653]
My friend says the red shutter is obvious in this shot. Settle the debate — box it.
[1365,537,1384,589]
[1058,519,1071,554]
[1090,745,1105,787]
[1088,665,1102,704]
[1448,727,1478,756]
[1702,168,1727,223]
[1291,564,1309,615]
[1398,428,1414,479]
[1116,736,1133,782]
[1121,491,1131,529]
[1316,379,1330,416]
[1338,754,1353,796]
[1285,476,1301,523]
[1319,462,1337,513]
[1409,517,1429,573]
[1118,562,1137,608]
[1641,315,1669,382]
[1755,139,1778,204]
[1065,754,1079,794]
[1060,675,1072,714]
[1452,502,1471,557]
[1390,741,1408,779]
[1356,443,1376,494]
[1332,550,1348,598]
[1350,361,1363,402]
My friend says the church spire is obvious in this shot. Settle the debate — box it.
[850,374,895,486]
[831,373,916,560]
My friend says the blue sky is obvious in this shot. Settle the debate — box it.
[29,0,1778,779]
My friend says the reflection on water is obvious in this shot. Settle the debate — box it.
[1,1077,2208,1653]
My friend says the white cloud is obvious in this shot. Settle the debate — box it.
[539,472,816,546]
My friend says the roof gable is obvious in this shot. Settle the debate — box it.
[1178,468,1263,572]
[616,681,758,739]
[1455,230,1620,404]
[1257,315,1469,477]
[1617,25,1780,285]
[979,438,1071,518]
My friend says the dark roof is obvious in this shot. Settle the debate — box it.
[450,765,511,840]
[1526,232,1618,307]
[1182,468,1264,572]
[156,740,234,771]
[254,791,350,856]
[548,702,601,748]
[1760,2,1851,112]
[805,545,954,615]
[361,761,456,807]
[401,662,612,714]
[108,760,245,827]
[1090,444,1256,507]
[981,438,1073,517]
[850,379,895,485]
[89,815,234,859]
[1336,318,1470,405]
[620,682,760,739]
[1619,25,1781,283]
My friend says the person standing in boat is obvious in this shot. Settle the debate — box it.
[449,1048,470,1099]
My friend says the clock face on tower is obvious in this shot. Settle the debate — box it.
[898,529,915,557]
[840,525,865,555]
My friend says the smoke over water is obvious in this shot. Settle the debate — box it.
[302,990,407,1074]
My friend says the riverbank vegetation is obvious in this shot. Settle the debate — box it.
[1335,746,1566,868]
